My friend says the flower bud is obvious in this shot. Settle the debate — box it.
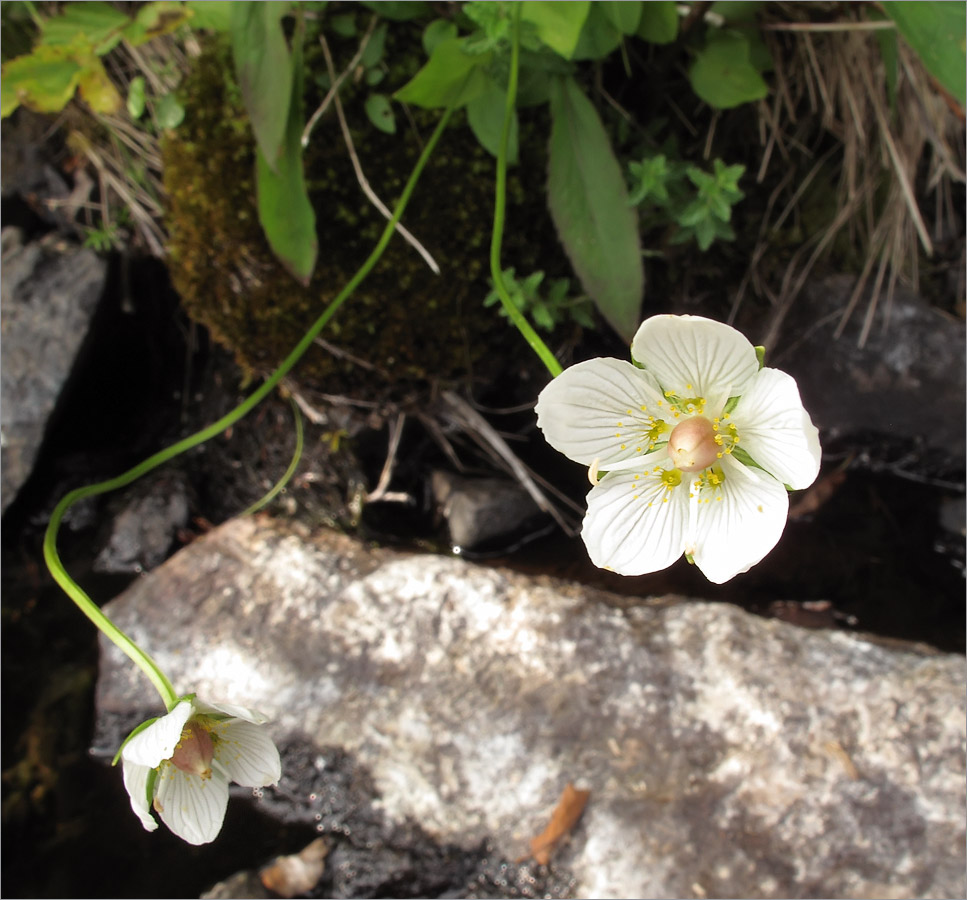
[667,416,719,472]
[170,722,214,778]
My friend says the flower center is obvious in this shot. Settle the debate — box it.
[667,416,720,472]
[170,721,215,778]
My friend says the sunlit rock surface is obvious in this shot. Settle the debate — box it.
[95,517,966,899]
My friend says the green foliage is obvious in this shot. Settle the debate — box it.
[881,1,966,106]
[394,37,492,108]
[519,1,590,59]
[689,30,768,109]
[628,154,746,252]
[485,268,594,331]
[547,75,643,341]
[0,0,190,118]
[636,1,678,43]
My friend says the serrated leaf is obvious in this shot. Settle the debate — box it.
[520,1,590,59]
[636,1,678,43]
[547,76,643,341]
[77,56,122,114]
[255,17,317,285]
[881,1,966,107]
[394,38,491,109]
[467,79,519,164]
[689,31,768,109]
[41,2,128,54]
[1,46,82,115]
[364,93,396,133]
[231,2,293,171]
[600,1,642,36]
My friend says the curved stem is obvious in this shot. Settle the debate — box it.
[241,397,304,517]
[44,103,458,710]
[489,4,563,379]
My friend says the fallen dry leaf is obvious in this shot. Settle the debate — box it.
[259,837,329,898]
[529,783,591,866]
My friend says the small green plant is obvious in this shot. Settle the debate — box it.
[484,267,595,332]
[628,154,746,252]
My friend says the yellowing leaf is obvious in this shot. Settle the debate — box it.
[1,46,83,115]
[77,58,122,114]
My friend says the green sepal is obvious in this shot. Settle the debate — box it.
[722,395,740,415]
[732,445,769,474]
[684,552,695,565]
[145,767,158,810]
[112,716,160,766]
[754,345,765,369]
[784,483,794,492]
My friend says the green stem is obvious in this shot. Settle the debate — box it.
[241,398,304,517]
[489,4,563,379]
[44,103,458,711]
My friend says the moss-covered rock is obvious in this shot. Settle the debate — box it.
[163,37,559,398]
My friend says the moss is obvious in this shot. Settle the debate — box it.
[162,37,560,398]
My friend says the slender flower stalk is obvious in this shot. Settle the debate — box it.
[536,315,821,583]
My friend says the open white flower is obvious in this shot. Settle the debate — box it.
[536,315,821,583]
[119,696,281,845]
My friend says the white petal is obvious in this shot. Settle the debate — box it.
[687,455,789,584]
[154,761,229,846]
[194,699,270,725]
[582,464,689,576]
[212,720,282,787]
[730,367,821,489]
[121,760,158,832]
[121,701,193,768]
[630,315,759,399]
[536,358,665,466]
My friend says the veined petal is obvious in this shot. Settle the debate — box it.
[582,464,689,576]
[154,761,229,846]
[212,720,282,787]
[195,699,270,726]
[536,358,665,466]
[631,315,759,400]
[686,455,789,583]
[121,700,193,769]
[731,367,821,489]
[121,760,158,832]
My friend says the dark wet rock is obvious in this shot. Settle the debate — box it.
[777,274,966,472]
[92,469,191,574]
[431,470,545,551]
[94,517,966,899]
[1,230,107,511]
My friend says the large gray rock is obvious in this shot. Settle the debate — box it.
[1,230,107,511]
[94,517,966,899]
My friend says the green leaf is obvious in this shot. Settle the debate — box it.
[122,1,191,47]
[255,16,317,285]
[636,1,678,43]
[329,13,357,38]
[360,1,431,22]
[572,3,622,61]
[361,22,388,68]
[231,1,293,171]
[155,92,185,129]
[185,1,235,31]
[881,1,966,107]
[127,75,146,119]
[364,93,396,133]
[520,1,590,59]
[394,37,491,109]
[467,79,519,164]
[41,2,128,55]
[422,19,458,57]
[600,1,642,36]
[689,31,768,109]
[547,76,644,341]
[0,45,82,116]
[710,1,763,24]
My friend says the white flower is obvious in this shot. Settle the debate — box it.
[536,315,821,583]
[119,697,281,845]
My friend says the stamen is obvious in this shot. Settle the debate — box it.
[588,458,601,486]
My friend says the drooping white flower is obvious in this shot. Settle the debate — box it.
[536,315,821,583]
[119,696,281,845]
